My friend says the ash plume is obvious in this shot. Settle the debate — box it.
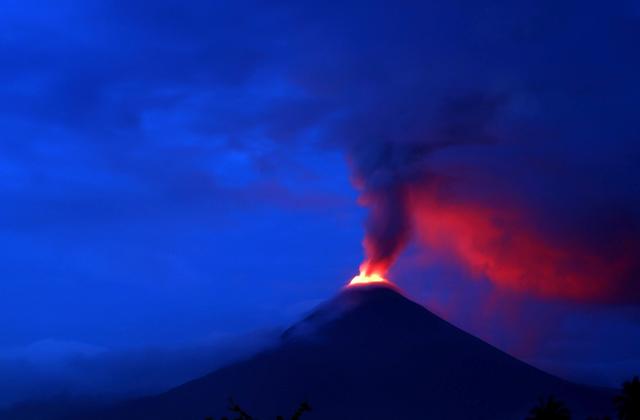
[310,1,640,303]
[347,90,640,302]
[348,93,505,276]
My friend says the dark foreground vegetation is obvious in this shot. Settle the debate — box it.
[206,376,639,420]
[206,399,311,420]
[526,376,640,420]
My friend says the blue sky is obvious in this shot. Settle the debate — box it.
[1,0,640,407]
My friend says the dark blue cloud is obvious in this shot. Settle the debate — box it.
[1,0,640,406]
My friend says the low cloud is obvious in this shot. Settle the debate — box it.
[0,333,275,409]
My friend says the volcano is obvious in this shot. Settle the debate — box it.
[86,284,611,420]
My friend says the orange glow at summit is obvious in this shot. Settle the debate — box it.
[348,264,390,286]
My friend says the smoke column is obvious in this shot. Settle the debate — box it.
[350,134,640,303]
[282,0,640,303]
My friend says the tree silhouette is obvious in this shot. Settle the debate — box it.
[614,376,640,420]
[526,396,571,420]
[291,401,311,420]
[207,399,311,420]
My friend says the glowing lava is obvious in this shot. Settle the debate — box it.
[348,268,390,286]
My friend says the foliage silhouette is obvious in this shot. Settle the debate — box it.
[525,396,571,420]
[228,398,253,420]
[207,399,311,420]
[291,401,311,419]
[614,376,640,420]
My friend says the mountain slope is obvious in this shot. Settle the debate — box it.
[89,285,613,420]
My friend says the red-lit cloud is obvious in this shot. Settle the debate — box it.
[350,133,640,304]
[408,184,638,302]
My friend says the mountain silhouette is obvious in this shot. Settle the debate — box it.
[82,285,613,419]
